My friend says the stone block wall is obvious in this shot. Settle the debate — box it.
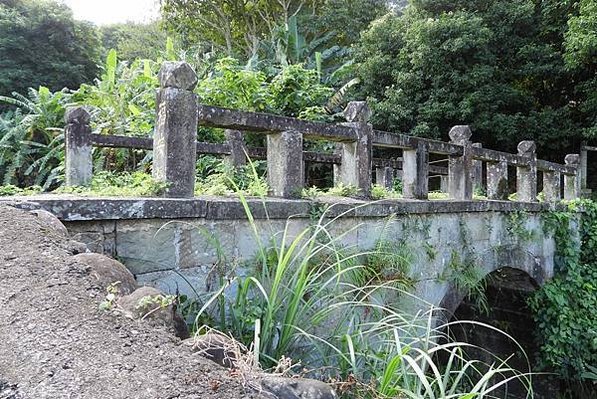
[50,197,561,313]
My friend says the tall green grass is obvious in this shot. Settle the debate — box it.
[178,195,534,398]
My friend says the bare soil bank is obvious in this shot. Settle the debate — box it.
[0,205,259,399]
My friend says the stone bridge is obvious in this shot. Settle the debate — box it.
[4,60,586,317]
[5,195,570,318]
[0,61,585,399]
[30,60,583,314]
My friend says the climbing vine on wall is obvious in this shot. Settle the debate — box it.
[530,200,597,383]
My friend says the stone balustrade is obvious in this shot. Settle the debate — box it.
[64,61,581,202]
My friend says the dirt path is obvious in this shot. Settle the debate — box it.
[0,205,258,399]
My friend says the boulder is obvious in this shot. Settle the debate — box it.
[119,286,189,339]
[259,375,337,399]
[183,332,241,368]
[74,253,137,295]
[68,240,89,255]
[29,209,68,237]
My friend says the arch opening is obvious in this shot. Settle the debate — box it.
[440,267,559,399]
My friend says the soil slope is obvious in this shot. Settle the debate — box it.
[0,205,258,399]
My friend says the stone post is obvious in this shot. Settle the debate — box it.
[487,160,509,200]
[267,130,303,198]
[440,175,449,193]
[564,154,581,200]
[472,143,483,193]
[225,129,247,168]
[448,126,473,200]
[64,107,92,187]
[516,141,537,202]
[543,170,561,202]
[334,101,372,197]
[580,141,588,190]
[402,142,429,199]
[153,62,199,198]
[376,166,394,190]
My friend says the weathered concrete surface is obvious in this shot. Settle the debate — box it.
[375,166,394,189]
[564,154,580,200]
[267,130,304,198]
[516,141,537,202]
[402,142,429,199]
[225,129,247,168]
[334,103,373,197]
[448,126,473,200]
[487,160,509,200]
[2,196,568,315]
[64,107,92,187]
[153,62,199,198]
[543,170,562,203]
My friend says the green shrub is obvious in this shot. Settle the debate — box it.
[370,183,401,200]
[55,171,168,197]
[0,49,337,191]
[530,200,597,384]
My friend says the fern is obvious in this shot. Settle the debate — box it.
[0,88,67,188]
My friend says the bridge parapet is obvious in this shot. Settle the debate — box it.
[64,61,581,202]
[4,195,571,314]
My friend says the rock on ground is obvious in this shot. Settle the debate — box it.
[73,252,138,295]
[0,205,260,399]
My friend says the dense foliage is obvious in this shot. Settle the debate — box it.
[100,21,169,61]
[0,48,337,189]
[531,201,597,388]
[355,0,597,159]
[161,0,388,68]
[0,0,101,98]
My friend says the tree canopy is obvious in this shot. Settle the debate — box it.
[0,0,101,97]
[160,0,389,63]
[101,21,169,61]
[355,0,597,158]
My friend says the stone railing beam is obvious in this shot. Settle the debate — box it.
[153,62,199,198]
[516,140,537,202]
[64,107,92,187]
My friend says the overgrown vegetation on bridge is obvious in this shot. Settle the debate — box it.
[531,200,597,394]
[179,198,535,398]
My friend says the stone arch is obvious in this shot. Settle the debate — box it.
[436,245,555,398]
[439,244,550,318]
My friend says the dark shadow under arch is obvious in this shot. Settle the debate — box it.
[439,245,547,318]
[438,260,561,398]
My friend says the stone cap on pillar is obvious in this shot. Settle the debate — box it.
[343,101,371,123]
[158,62,198,90]
[517,140,536,156]
[448,125,472,145]
[65,107,91,125]
[565,154,580,166]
